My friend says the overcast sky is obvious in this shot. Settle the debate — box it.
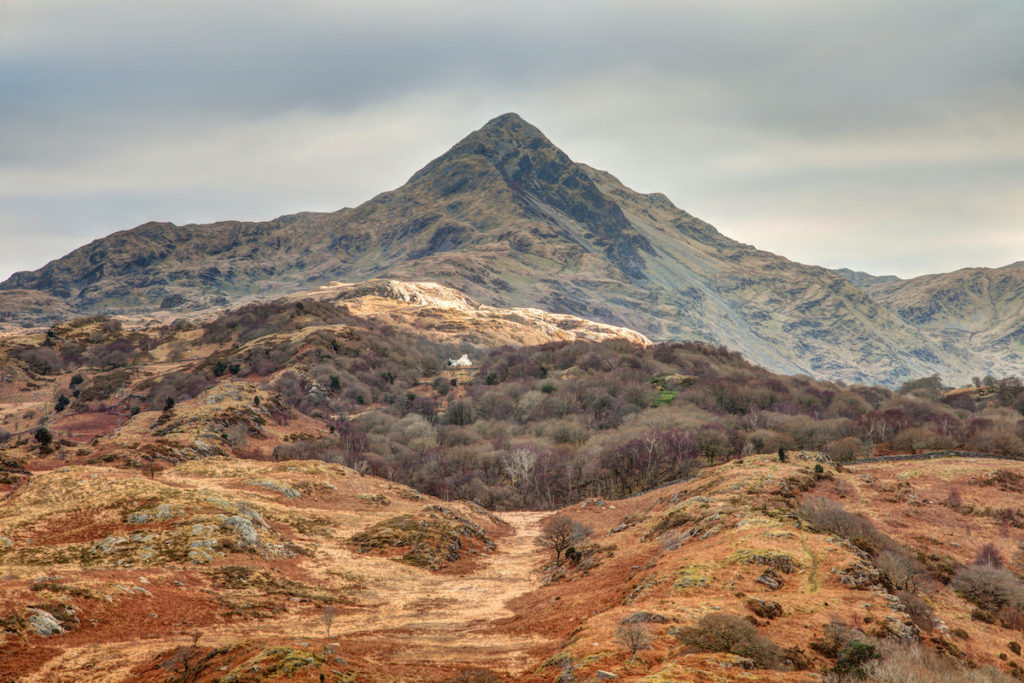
[1,0,1022,282]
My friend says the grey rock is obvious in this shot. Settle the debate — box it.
[27,609,64,637]
[755,569,784,591]
[223,515,259,546]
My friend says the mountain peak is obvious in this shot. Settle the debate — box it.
[469,112,549,147]
[408,113,654,280]
[478,111,532,132]
[410,112,556,183]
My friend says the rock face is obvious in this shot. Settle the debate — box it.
[3,113,1019,385]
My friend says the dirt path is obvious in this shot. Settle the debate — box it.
[801,536,819,592]
[338,510,553,673]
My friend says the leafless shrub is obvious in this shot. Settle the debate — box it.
[876,549,926,591]
[810,617,861,659]
[997,604,1024,630]
[951,564,1023,612]
[321,605,337,638]
[798,497,895,555]
[678,613,785,669]
[615,621,653,663]
[441,669,505,683]
[17,347,63,374]
[858,641,1014,682]
[824,436,866,463]
[536,515,593,564]
[223,424,249,451]
[975,543,1006,568]
[895,590,936,632]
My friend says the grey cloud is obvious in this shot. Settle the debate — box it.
[0,0,1021,279]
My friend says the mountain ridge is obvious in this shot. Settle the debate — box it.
[2,112,1020,386]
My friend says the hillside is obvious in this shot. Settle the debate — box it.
[5,451,1024,680]
[864,263,1024,379]
[3,113,1018,385]
[2,293,1024,679]
[2,284,1023,511]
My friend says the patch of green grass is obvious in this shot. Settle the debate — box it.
[649,389,678,407]
[672,564,709,590]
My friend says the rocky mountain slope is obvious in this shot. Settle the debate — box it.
[2,113,1019,385]
[861,263,1024,380]
[303,279,652,348]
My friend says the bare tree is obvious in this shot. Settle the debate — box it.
[876,549,924,591]
[321,605,337,638]
[536,515,592,564]
[615,622,653,664]
[501,447,537,488]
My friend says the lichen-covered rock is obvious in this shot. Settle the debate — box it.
[27,608,63,637]
[347,505,494,570]
[621,611,671,624]
[223,515,259,546]
[187,547,218,564]
[94,535,128,555]
[756,569,784,590]
[730,549,798,574]
[673,566,708,590]
[879,615,920,644]
[746,598,783,619]
[249,479,301,500]
[838,561,884,590]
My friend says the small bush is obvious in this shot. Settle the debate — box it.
[998,605,1024,630]
[810,618,859,659]
[17,347,62,374]
[895,590,936,632]
[972,607,996,624]
[824,436,866,463]
[975,543,1006,569]
[798,497,895,556]
[34,427,53,449]
[861,642,1015,682]
[833,639,879,677]
[952,564,1022,612]
[677,613,785,669]
[877,549,926,591]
